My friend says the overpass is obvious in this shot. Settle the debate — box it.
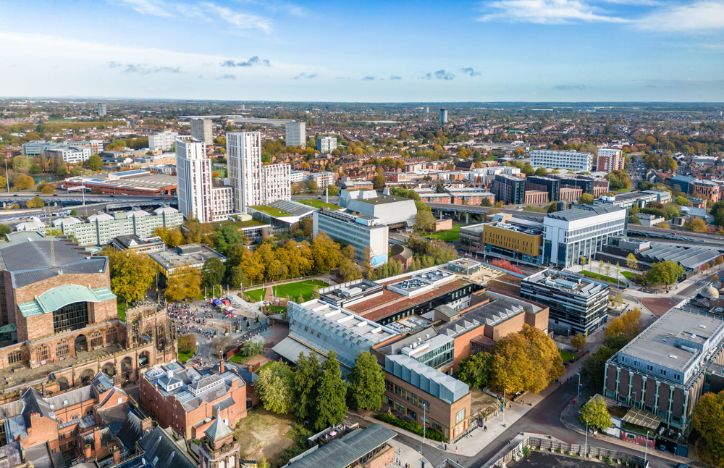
[427,203,546,223]
[0,193,177,207]
[627,224,724,248]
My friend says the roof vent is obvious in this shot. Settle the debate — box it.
[669,354,678,359]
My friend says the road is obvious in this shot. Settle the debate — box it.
[462,381,675,468]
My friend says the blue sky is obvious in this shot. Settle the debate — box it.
[1,0,723,101]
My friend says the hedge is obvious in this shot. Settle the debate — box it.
[375,412,446,442]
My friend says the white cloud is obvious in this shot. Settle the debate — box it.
[116,0,173,17]
[478,0,628,24]
[201,2,272,33]
[114,0,272,32]
[635,1,724,32]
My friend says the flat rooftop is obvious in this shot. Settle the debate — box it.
[618,309,724,376]
[355,195,409,205]
[347,276,472,323]
[293,300,399,345]
[149,244,225,271]
[546,204,624,222]
[523,269,607,298]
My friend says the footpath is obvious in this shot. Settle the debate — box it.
[559,398,694,466]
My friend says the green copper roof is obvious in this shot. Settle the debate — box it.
[18,285,116,317]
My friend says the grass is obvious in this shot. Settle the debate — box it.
[621,271,643,283]
[178,351,193,363]
[560,349,576,363]
[244,279,329,303]
[298,198,340,210]
[229,354,250,364]
[117,300,128,321]
[424,224,462,242]
[234,409,296,465]
[251,205,292,217]
[580,270,620,284]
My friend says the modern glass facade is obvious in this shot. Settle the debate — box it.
[53,302,89,333]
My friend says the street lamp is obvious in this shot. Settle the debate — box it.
[577,372,581,400]
[644,430,650,464]
[584,422,589,458]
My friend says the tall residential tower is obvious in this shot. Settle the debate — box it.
[176,137,232,223]
[227,131,291,213]
[191,118,213,145]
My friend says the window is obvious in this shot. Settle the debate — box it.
[38,345,50,362]
[90,332,103,349]
[8,350,23,365]
[456,408,466,424]
[56,341,69,359]
[53,302,89,333]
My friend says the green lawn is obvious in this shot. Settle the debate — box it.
[229,353,250,364]
[425,225,461,242]
[244,279,329,303]
[298,199,340,210]
[580,270,620,284]
[178,351,193,363]
[621,271,643,283]
[251,205,291,217]
[560,349,576,364]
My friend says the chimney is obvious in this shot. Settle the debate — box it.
[93,429,102,456]
[219,359,225,374]
[84,444,92,460]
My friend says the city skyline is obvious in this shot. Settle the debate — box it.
[1,0,723,101]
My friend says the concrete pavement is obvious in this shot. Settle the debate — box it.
[559,398,694,467]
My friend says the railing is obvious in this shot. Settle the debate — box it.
[488,435,647,468]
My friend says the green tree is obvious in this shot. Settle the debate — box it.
[314,351,347,430]
[12,174,35,191]
[415,208,436,233]
[339,257,362,282]
[294,353,322,422]
[102,248,157,304]
[311,232,342,273]
[645,260,684,287]
[578,193,595,205]
[256,361,295,415]
[372,168,385,189]
[685,217,708,233]
[348,351,385,411]
[0,224,10,237]
[202,257,226,290]
[571,334,586,353]
[85,154,104,171]
[457,352,493,389]
[580,395,612,431]
[625,253,638,270]
[581,346,616,392]
[165,266,202,301]
[692,391,724,466]
[177,334,197,355]
[710,201,724,227]
[154,227,184,247]
[492,325,564,394]
[26,196,45,208]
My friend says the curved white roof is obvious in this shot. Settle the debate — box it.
[52,217,81,227]
[154,206,179,215]
[88,213,113,222]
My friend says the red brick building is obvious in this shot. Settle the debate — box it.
[0,233,174,399]
[140,361,247,440]
[0,372,152,466]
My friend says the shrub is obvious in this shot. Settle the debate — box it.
[375,412,446,442]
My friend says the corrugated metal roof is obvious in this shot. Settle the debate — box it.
[18,285,115,317]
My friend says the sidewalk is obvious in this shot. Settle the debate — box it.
[559,398,694,466]
[353,384,555,459]
[387,438,432,467]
